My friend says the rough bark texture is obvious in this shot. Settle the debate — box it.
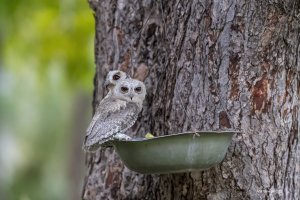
[82,0,299,199]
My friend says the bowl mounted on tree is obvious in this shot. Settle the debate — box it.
[112,131,239,174]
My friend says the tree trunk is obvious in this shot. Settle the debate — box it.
[82,0,299,199]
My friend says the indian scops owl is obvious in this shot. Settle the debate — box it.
[83,78,146,152]
[104,70,129,96]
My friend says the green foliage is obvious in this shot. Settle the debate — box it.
[0,0,94,199]
[1,0,94,89]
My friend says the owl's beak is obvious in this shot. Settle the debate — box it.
[129,93,134,100]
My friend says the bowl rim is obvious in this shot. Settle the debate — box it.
[114,130,241,143]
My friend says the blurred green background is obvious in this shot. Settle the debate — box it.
[0,0,94,200]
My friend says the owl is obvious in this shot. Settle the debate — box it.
[83,79,146,152]
[104,70,129,95]
[86,70,129,134]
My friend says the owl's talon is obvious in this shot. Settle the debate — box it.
[114,133,132,141]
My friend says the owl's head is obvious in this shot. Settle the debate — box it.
[113,79,146,106]
[104,70,129,90]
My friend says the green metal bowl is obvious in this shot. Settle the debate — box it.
[113,131,238,174]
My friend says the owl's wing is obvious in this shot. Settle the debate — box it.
[86,94,112,134]
[83,99,140,148]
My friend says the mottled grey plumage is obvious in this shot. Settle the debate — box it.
[83,79,146,152]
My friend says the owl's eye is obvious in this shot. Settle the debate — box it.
[113,74,120,80]
[120,86,129,93]
[134,87,142,93]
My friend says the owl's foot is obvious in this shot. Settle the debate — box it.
[114,133,132,141]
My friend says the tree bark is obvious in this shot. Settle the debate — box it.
[82,0,299,199]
